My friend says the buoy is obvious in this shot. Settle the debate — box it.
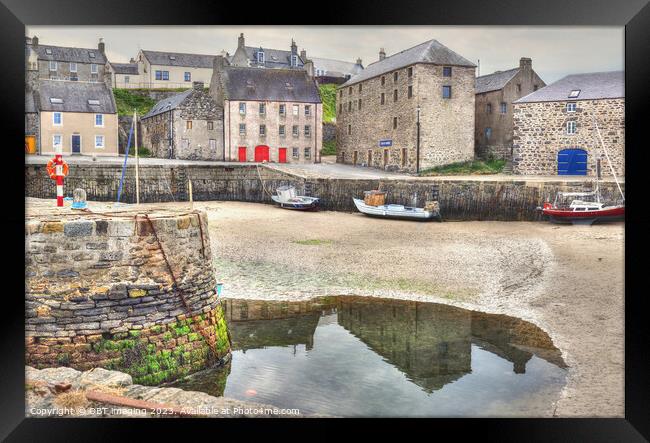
[245,389,257,396]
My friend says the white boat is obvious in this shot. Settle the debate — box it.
[353,198,441,221]
[271,185,320,211]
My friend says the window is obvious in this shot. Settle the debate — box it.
[358,98,362,110]
[566,102,577,112]
[279,125,286,136]
[239,123,246,135]
[95,135,105,148]
[359,84,362,93]
[49,61,57,71]
[380,93,385,105]
[291,55,298,67]
[292,125,299,137]
[258,51,265,64]
[50,98,63,104]
[279,104,286,116]
[155,70,162,80]
[486,103,492,114]
[567,121,577,134]
[259,124,266,136]
[500,102,507,114]
[124,76,130,83]
[393,72,398,82]
[442,85,452,99]
[91,64,98,74]
[534,84,539,91]
[516,83,522,92]
[348,124,351,135]
[305,105,311,116]
[304,125,311,137]
[162,71,169,81]
[569,89,581,98]
[208,121,214,130]
[408,67,413,77]
[88,99,100,106]
[185,120,192,130]
[209,139,216,151]
[393,117,398,129]
[485,127,492,140]
[95,114,104,127]
[70,62,77,72]
[339,90,343,98]
[381,76,385,86]
[52,135,62,149]
[53,112,62,126]
[349,87,352,95]
[408,85,413,98]
[293,104,299,115]
[292,147,299,159]
[348,102,352,111]
[339,103,342,113]
[45,48,52,55]
[393,89,398,102]
[239,102,246,114]
[304,148,311,159]
[89,51,95,58]
[259,103,266,115]
[443,66,452,77]
[184,72,191,82]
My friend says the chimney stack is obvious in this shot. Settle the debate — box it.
[214,55,227,72]
[304,59,314,79]
[193,81,204,91]
[300,49,307,61]
[379,48,386,61]
[98,37,105,54]
[129,57,135,63]
[31,35,38,47]
[291,39,297,55]
[520,57,532,70]
[238,33,245,49]
[356,57,363,66]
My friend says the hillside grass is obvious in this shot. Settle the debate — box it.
[419,158,506,176]
[318,83,337,123]
[113,89,157,116]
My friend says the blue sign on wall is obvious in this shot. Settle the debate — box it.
[379,139,392,147]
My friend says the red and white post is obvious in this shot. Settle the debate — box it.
[55,145,64,207]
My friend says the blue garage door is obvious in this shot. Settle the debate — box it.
[557,149,588,175]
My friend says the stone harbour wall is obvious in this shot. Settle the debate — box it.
[25,163,624,221]
[25,210,230,385]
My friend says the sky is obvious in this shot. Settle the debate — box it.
[26,26,624,84]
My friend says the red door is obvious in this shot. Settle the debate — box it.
[254,145,270,162]
[238,146,247,162]
[278,147,287,163]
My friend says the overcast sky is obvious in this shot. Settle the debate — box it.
[26,26,623,83]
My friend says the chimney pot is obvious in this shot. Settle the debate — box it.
[379,48,386,61]
[356,57,363,66]
[237,33,245,49]
[31,36,39,47]
[520,57,532,70]
[300,49,307,60]
[98,37,105,54]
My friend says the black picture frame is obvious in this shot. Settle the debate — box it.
[2,0,649,440]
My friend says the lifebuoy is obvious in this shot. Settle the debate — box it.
[46,159,69,179]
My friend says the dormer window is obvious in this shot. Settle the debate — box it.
[89,51,95,58]
[291,55,298,67]
[169,55,176,61]
[45,48,52,55]
[258,51,265,64]
[88,99,100,106]
[49,98,63,104]
[568,89,581,98]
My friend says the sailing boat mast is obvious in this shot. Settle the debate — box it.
[592,115,625,202]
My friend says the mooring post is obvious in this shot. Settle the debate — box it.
[188,179,193,210]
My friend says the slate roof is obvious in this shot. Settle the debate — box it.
[217,67,321,103]
[341,39,476,87]
[141,50,216,68]
[141,89,194,119]
[514,71,624,103]
[475,68,520,94]
[243,46,304,69]
[311,57,363,78]
[37,80,117,114]
[31,44,107,64]
[110,62,139,75]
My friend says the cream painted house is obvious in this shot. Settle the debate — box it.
[36,80,118,156]
[107,61,142,89]
[136,50,216,89]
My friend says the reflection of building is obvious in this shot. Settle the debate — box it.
[222,299,336,351]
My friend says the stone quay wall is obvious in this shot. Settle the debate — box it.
[25,209,230,385]
[25,163,624,221]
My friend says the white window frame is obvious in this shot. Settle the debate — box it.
[258,51,265,64]
[239,123,246,135]
[566,102,577,112]
[94,135,105,149]
[52,134,63,150]
[259,103,266,115]
[279,125,286,137]
[567,121,577,135]
[304,147,311,159]
[209,139,216,150]
[184,72,191,82]
[259,124,266,136]
[279,104,286,116]
[292,125,299,137]
[91,63,98,74]
[304,125,311,137]
[305,105,311,116]
[49,61,57,71]
[500,102,507,114]
[69,62,77,72]
[124,76,130,84]
[239,102,246,115]
[52,112,62,126]
[292,147,299,159]
[95,114,104,127]
[292,104,299,116]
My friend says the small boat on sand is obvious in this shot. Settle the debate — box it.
[271,185,319,211]
[353,191,441,221]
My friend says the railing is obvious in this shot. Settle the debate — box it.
[113,81,196,90]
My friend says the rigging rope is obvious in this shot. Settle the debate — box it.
[256,164,274,198]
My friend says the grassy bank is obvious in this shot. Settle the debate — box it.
[319,84,337,123]
[113,89,157,116]
[321,140,336,156]
[419,158,506,176]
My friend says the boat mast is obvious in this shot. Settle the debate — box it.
[592,115,624,202]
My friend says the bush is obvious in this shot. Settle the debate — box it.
[321,140,336,156]
[419,158,506,176]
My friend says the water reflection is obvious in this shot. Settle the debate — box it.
[172,296,567,416]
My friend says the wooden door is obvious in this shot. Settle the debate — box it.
[255,145,270,162]
[238,146,247,162]
[278,147,287,163]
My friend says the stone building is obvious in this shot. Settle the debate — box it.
[210,56,322,163]
[33,79,119,156]
[140,81,224,160]
[312,56,364,85]
[136,49,218,89]
[335,39,476,173]
[26,36,109,84]
[229,33,305,70]
[474,58,545,160]
[512,71,624,176]
[107,60,141,89]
